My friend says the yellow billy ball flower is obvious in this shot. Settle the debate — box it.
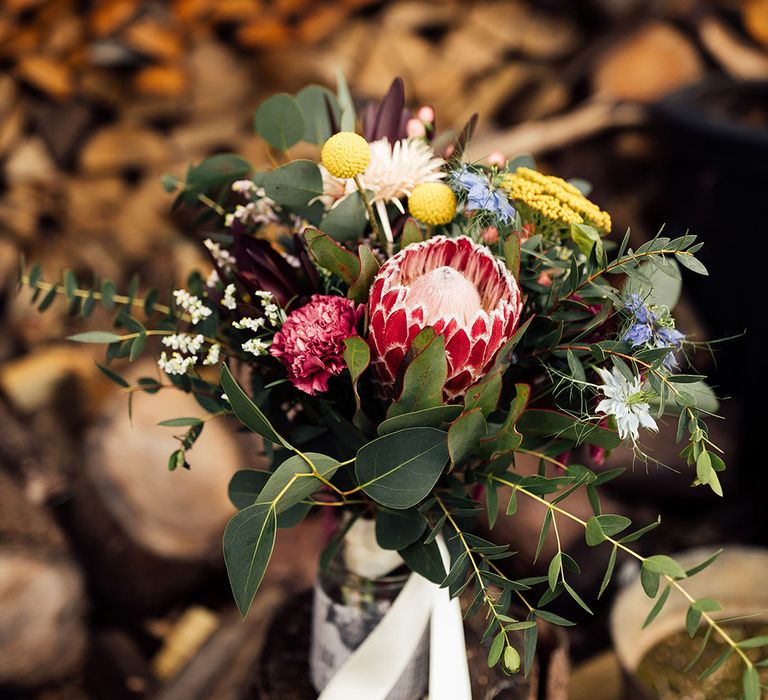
[408,182,457,225]
[321,132,371,179]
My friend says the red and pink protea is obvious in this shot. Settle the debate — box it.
[270,295,364,395]
[368,235,523,400]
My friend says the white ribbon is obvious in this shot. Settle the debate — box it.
[317,535,472,700]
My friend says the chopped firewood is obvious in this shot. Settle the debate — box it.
[15,55,74,100]
[78,121,172,174]
[123,18,185,61]
[592,22,704,102]
[134,64,189,96]
[236,16,293,48]
[152,607,220,681]
[4,137,56,187]
[0,472,87,687]
[469,100,647,159]
[743,0,768,47]
[700,15,768,79]
[88,0,141,38]
[296,5,349,43]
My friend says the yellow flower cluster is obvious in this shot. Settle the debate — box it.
[500,167,611,234]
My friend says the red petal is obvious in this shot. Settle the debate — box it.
[370,309,386,352]
[468,338,487,371]
[384,346,406,378]
[382,289,402,314]
[445,329,471,375]
[385,308,408,348]
[471,315,488,340]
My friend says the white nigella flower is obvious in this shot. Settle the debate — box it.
[173,289,212,325]
[595,365,658,442]
[242,338,270,356]
[222,283,237,310]
[203,343,221,366]
[158,351,197,376]
[162,333,204,354]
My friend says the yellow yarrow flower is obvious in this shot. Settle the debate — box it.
[321,132,371,179]
[500,167,611,234]
[408,182,457,225]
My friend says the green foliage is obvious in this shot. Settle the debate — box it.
[355,427,449,509]
[220,364,292,450]
[223,503,277,618]
[254,93,305,151]
[375,508,426,550]
[348,244,380,302]
[304,228,361,284]
[263,160,325,223]
[401,218,423,247]
[295,85,340,145]
[387,329,447,419]
[378,405,461,436]
[256,453,339,513]
[319,192,369,241]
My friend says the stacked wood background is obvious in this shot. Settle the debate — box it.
[0,0,766,698]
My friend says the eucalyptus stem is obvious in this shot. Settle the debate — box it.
[21,276,174,316]
[434,494,512,647]
[483,473,755,671]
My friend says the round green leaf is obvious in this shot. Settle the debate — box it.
[254,93,305,151]
[295,84,340,145]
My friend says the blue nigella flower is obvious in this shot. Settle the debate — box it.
[622,293,685,369]
[453,169,516,223]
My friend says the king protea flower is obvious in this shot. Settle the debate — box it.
[368,236,523,400]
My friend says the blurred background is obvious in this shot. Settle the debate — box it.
[1,0,767,698]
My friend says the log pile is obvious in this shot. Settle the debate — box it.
[0,0,765,697]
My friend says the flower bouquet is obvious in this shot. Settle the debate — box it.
[20,77,765,699]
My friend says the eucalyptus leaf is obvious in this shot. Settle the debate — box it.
[257,452,339,513]
[223,503,277,617]
[355,427,449,509]
[378,405,461,435]
[375,508,427,550]
[254,93,305,150]
[263,160,325,223]
[220,364,292,450]
[295,85,340,144]
[398,538,447,584]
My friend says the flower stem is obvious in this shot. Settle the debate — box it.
[353,175,385,249]
[482,472,755,670]
[21,276,174,316]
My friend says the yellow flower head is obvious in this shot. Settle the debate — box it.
[321,132,371,179]
[408,182,457,225]
[500,167,611,234]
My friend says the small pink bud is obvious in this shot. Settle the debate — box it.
[406,118,427,138]
[417,105,435,123]
[482,226,499,244]
[487,151,506,168]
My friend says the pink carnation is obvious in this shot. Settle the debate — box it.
[270,295,364,395]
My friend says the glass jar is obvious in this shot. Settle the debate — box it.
[309,544,430,700]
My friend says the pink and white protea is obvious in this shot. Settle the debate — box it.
[368,236,523,400]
